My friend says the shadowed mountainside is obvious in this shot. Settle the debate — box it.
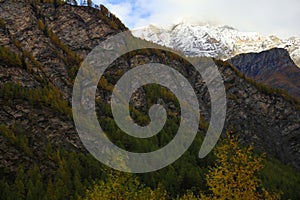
[229,48,300,99]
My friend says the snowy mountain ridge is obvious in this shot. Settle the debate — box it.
[131,22,300,67]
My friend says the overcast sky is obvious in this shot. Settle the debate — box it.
[90,0,300,39]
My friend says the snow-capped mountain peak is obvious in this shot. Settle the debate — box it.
[131,22,300,67]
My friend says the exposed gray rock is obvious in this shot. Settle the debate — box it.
[0,1,299,174]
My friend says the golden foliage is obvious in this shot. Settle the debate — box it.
[80,169,167,200]
[200,132,281,200]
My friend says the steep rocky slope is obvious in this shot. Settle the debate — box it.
[0,0,126,96]
[132,52,300,169]
[0,0,126,174]
[0,0,299,177]
[229,48,300,99]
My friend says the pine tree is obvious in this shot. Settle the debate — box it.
[14,167,25,199]
[87,0,92,7]
[45,179,55,200]
[27,164,44,200]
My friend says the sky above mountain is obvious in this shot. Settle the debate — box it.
[90,0,300,39]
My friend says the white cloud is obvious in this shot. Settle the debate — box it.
[92,0,300,38]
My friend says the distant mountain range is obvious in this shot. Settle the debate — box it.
[132,22,300,99]
[132,22,300,68]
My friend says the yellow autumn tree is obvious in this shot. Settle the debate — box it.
[80,151,167,200]
[200,132,281,200]
[80,169,167,200]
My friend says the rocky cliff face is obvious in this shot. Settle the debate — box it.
[0,0,126,173]
[217,61,300,169]
[229,48,300,99]
[0,0,299,177]
[0,0,126,96]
